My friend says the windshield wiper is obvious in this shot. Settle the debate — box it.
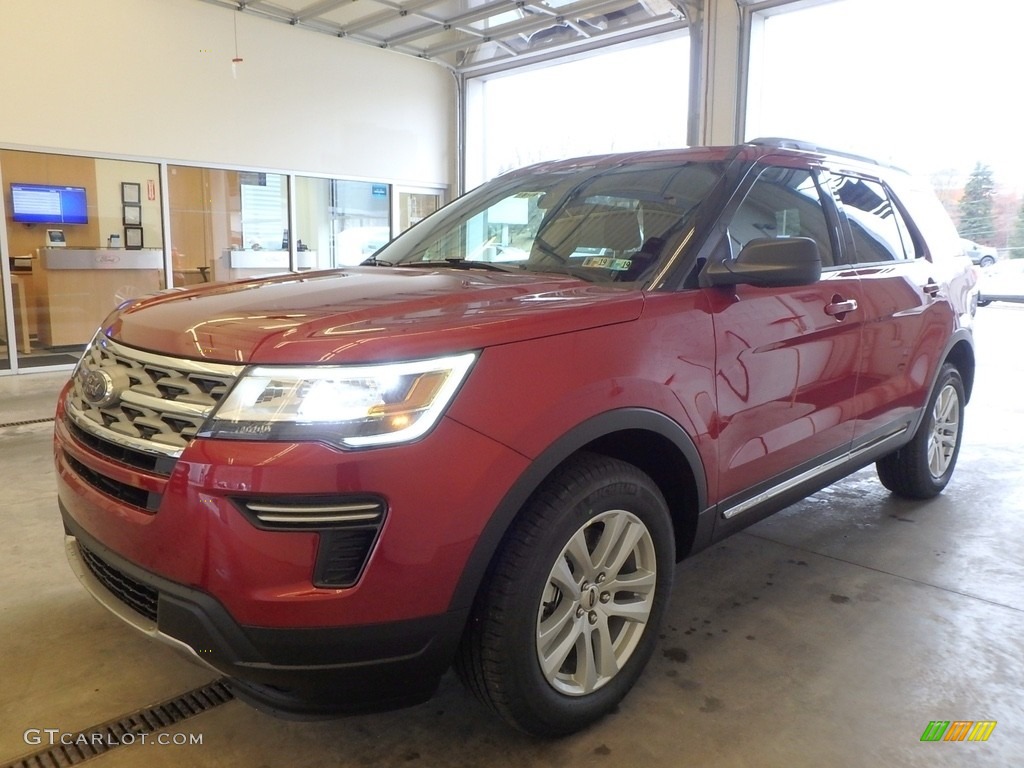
[531,236,565,264]
[401,259,519,273]
[360,256,395,266]
[526,265,599,282]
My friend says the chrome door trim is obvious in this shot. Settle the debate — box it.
[721,425,910,520]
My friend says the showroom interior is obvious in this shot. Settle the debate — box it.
[1,0,1022,765]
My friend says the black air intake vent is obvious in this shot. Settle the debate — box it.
[65,452,162,513]
[233,495,388,588]
[315,529,381,588]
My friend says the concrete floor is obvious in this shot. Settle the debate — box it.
[2,305,1022,768]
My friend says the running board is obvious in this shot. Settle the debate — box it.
[721,426,910,520]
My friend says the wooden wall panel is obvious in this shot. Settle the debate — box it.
[2,149,100,256]
[167,165,210,273]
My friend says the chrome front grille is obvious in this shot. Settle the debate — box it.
[65,336,244,466]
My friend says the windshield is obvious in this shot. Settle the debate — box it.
[371,160,725,283]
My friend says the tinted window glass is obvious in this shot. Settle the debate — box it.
[832,175,916,263]
[726,167,835,268]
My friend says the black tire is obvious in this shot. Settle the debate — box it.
[455,452,674,737]
[876,363,965,499]
[979,256,996,268]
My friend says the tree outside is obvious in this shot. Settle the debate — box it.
[1009,200,1024,260]
[958,163,997,244]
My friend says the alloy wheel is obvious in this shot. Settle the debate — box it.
[535,509,657,696]
[927,383,961,479]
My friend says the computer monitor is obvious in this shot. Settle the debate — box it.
[46,229,67,247]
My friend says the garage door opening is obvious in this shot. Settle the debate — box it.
[464,34,690,188]
[745,0,1024,258]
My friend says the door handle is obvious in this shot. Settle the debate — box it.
[825,298,858,318]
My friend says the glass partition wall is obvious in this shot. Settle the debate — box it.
[167,166,291,284]
[294,177,392,268]
[2,148,444,373]
[1,150,164,370]
[398,190,442,232]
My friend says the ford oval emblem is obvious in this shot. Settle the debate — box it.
[80,369,119,407]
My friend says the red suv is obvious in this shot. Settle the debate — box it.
[56,140,976,736]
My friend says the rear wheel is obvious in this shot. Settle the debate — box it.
[876,363,965,499]
[455,453,674,736]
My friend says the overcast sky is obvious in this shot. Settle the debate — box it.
[751,0,1024,191]
[478,37,689,181]
[478,0,1021,193]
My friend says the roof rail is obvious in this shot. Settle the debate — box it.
[747,137,892,169]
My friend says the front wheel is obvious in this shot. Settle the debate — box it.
[876,363,965,499]
[455,453,674,736]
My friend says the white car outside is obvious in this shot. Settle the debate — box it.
[977,259,1024,305]
[962,238,998,268]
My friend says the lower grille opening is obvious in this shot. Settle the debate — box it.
[64,452,162,513]
[79,543,159,623]
[66,417,178,476]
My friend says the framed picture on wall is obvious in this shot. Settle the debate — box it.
[121,182,141,204]
[122,204,142,226]
[124,226,143,249]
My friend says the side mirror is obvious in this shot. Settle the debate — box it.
[706,237,822,288]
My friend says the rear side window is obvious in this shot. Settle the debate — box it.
[725,166,836,268]
[831,175,917,263]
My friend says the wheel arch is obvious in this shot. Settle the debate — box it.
[583,428,703,559]
[447,408,709,616]
[898,331,975,445]
[943,332,975,403]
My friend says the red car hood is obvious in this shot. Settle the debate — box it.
[107,267,644,364]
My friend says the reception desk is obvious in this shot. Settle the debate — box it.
[36,248,164,347]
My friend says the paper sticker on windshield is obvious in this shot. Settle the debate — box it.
[581,257,632,271]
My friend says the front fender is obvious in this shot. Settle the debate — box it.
[445,407,708,614]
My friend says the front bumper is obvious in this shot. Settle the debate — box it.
[63,506,467,715]
[55,374,529,714]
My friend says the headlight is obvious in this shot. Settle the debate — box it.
[204,352,477,448]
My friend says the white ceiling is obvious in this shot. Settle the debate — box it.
[199,0,690,75]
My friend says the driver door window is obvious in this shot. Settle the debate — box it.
[727,167,836,268]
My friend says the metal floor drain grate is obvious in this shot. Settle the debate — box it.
[2,679,234,768]
[0,417,55,429]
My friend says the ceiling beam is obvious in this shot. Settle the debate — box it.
[293,0,358,22]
